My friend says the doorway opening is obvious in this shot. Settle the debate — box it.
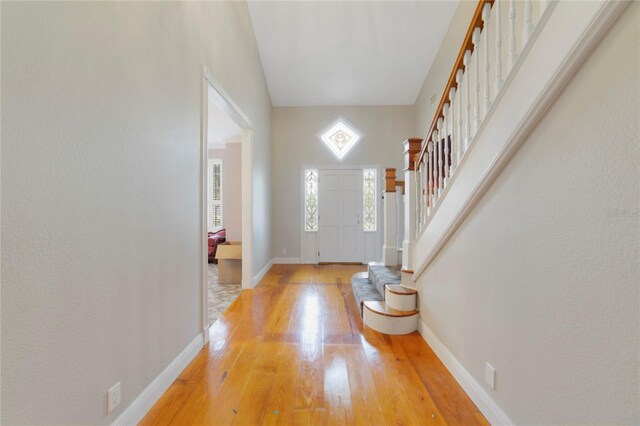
[201,68,253,340]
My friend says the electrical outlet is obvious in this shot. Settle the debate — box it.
[107,382,121,413]
[282,248,286,255]
[485,363,496,389]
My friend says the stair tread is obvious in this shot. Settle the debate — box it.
[385,284,417,295]
[363,301,418,317]
[351,274,383,317]
[368,264,401,296]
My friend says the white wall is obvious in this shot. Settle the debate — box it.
[415,3,639,423]
[209,144,243,241]
[1,2,271,424]
[271,106,415,262]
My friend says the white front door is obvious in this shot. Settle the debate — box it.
[318,169,363,263]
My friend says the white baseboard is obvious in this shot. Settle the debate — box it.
[252,258,274,286]
[112,333,204,425]
[418,319,513,426]
[272,257,301,264]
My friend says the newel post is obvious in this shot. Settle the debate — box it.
[402,138,422,271]
[382,168,398,266]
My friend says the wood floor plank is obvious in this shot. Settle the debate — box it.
[323,344,354,425]
[168,339,254,425]
[359,330,429,425]
[341,344,383,425]
[138,379,197,426]
[260,343,301,426]
[230,340,284,425]
[294,331,324,413]
[139,264,487,426]
[395,334,490,426]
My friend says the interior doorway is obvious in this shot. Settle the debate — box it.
[318,169,363,263]
[201,68,253,342]
[205,100,242,326]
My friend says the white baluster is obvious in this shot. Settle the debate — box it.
[450,93,456,172]
[443,102,450,185]
[427,143,433,213]
[449,87,457,174]
[433,130,439,201]
[416,158,428,222]
[437,118,444,194]
[420,159,425,227]
[463,50,471,152]
[495,0,504,91]
[483,4,491,113]
[472,28,481,134]
[415,162,421,231]
[509,0,517,71]
[423,160,429,218]
[421,162,427,224]
[423,149,428,215]
[455,69,463,165]
[522,0,533,44]
[416,164,422,227]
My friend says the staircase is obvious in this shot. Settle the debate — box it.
[374,0,626,341]
[351,262,418,335]
[382,0,627,275]
[365,1,632,423]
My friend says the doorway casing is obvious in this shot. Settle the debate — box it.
[201,67,253,344]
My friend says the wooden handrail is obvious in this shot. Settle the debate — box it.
[417,0,494,166]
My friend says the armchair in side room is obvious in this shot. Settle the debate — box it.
[207,229,226,263]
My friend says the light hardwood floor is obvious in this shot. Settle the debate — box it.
[140,264,488,425]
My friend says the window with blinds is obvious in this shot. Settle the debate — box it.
[208,159,222,231]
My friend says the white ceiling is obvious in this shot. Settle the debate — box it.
[247,1,459,107]
[208,87,242,149]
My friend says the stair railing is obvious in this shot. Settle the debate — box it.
[414,0,549,237]
[380,0,553,273]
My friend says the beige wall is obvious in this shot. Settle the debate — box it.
[272,106,415,260]
[1,1,271,424]
[414,1,476,137]
[416,3,639,423]
[209,144,243,241]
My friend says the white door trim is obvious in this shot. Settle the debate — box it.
[201,67,253,344]
[300,164,381,264]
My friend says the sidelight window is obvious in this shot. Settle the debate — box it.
[363,169,376,231]
[304,169,318,231]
